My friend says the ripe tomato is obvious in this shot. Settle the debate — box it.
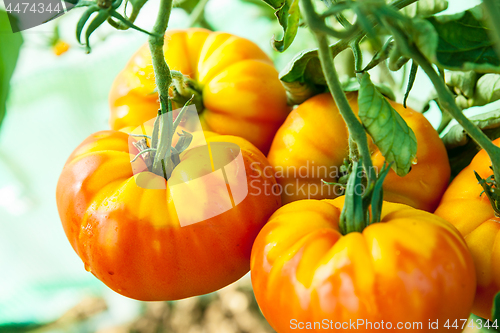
[108,28,290,154]
[251,197,475,333]
[267,92,450,211]
[56,129,281,301]
[435,137,500,320]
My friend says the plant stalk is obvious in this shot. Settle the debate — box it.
[149,0,174,176]
[301,0,376,182]
[387,18,500,184]
[189,0,210,27]
[413,50,500,184]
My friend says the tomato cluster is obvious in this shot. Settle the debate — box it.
[57,27,492,332]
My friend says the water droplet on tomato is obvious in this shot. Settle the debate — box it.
[412,156,418,165]
[84,263,91,272]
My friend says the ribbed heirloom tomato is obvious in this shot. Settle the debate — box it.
[251,197,476,333]
[268,92,450,211]
[56,129,281,301]
[109,28,290,154]
[435,137,500,319]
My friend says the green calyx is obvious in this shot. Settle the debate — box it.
[129,97,194,180]
[339,159,392,235]
[475,168,500,217]
[170,71,205,115]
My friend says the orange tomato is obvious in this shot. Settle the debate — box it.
[435,137,500,320]
[108,28,290,154]
[268,92,450,211]
[56,129,281,300]
[251,197,476,332]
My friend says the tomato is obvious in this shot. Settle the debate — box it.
[267,92,450,211]
[250,197,476,333]
[435,137,500,320]
[108,28,290,155]
[56,129,281,301]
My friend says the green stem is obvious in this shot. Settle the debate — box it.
[384,18,500,184]
[301,0,375,182]
[413,50,500,184]
[350,38,363,73]
[149,0,174,176]
[348,136,359,162]
[482,0,500,59]
[313,0,418,74]
[189,0,210,27]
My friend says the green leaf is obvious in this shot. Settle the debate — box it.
[403,61,418,108]
[0,10,23,130]
[342,77,396,101]
[261,0,300,52]
[425,5,500,73]
[279,47,328,104]
[358,73,417,177]
[406,18,439,64]
[442,110,500,149]
[473,74,500,106]
[401,0,448,17]
[493,292,500,323]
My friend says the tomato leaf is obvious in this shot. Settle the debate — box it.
[473,74,500,106]
[401,0,448,17]
[261,0,300,52]
[403,61,418,108]
[342,77,396,101]
[0,10,23,130]
[424,5,500,73]
[279,47,328,104]
[358,73,417,177]
[493,292,500,323]
[443,110,500,149]
[280,43,396,104]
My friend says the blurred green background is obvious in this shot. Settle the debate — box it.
[0,0,486,331]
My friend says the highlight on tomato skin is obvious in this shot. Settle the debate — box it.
[267,92,451,212]
[55,129,281,301]
[250,197,476,333]
[435,137,500,321]
[108,28,291,155]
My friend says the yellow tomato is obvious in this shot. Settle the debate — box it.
[268,92,450,211]
[435,137,500,319]
[109,28,290,154]
[251,197,476,332]
[56,129,281,301]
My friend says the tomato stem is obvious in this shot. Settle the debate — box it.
[148,0,173,101]
[392,29,500,194]
[189,0,210,28]
[302,0,376,183]
[339,159,391,234]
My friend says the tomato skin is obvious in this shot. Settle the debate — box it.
[250,197,475,333]
[56,130,281,301]
[108,28,290,155]
[267,92,450,211]
[435,137,500,320]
